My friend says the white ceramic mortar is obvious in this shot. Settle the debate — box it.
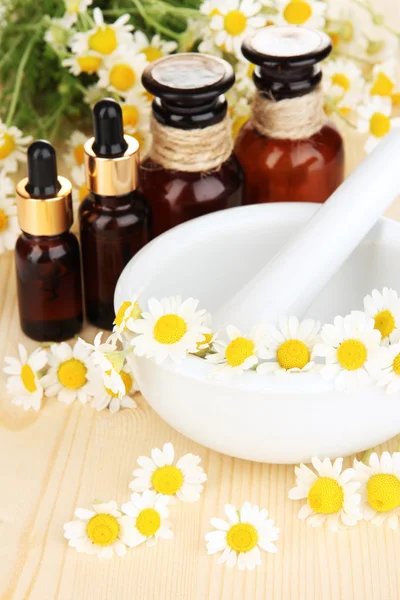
[115,202,400,464]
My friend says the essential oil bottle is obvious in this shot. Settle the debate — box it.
[140,53,244,237]
[15,141,83,342]
[235,26,345,204]
[80,98,152,330]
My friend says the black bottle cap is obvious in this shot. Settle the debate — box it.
[242,26,332,100]
[25,140,61,198]
[92,98,128,158]
[142,53,235,130]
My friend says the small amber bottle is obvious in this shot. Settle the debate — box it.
[235,26,345,205]
[15,141,83,342]
[140,53,244,237]
[80,99,151,330]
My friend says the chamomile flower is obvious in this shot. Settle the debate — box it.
[91,365,138,413]
[121,491,173,547]
[132,31,177,62]
[40,341,99,405]
[4,344,48,411]
[207,0,266,57]
[205,502,279,570]
[313,311,382,391]
[357,96,400,153]
[0,196,19,255]
[229,92,251,138]
[120,91,151,136]
[0,121,32,174]
[62,53,103,76]
[363,287,400,343]
[206,324,265,377]
[353,452,400,529]
[114,296,142,337]
[64,131,87,169]
[130,296,209,365]
[373,341,400,393]
[362,31,398,64]
[274,0,326,29]
[369,60,397,99]
[64,501,136,558]
[83,84,109,106]
[64,0,92,25]
[70,8,133,57]
[257,316,320,376]
[323,59,364,107]
[192,313,217,358]
[80,332,125,396]
[129,442,207,503]
[44,17,73,53]
[97,51,147,97]
[325,0,363,53]
[288,457,361,531]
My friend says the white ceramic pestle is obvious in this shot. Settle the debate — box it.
[213,128,400,331]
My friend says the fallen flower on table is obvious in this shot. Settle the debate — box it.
[64,500,137,559]
[205,502,279,571]
[288,457,361,531]
[121,490,173,547]
[4,343,48,411]
[129,442,207,503]
[353,451,400,530]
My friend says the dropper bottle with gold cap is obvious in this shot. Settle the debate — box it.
[15,140,83,341]
[80,98,151,330]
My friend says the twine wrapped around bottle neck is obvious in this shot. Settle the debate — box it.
[149,114,234,172]
[251,86,326,140]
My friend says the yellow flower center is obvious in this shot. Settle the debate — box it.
[77,55,102,73]
[79,183,89,202]
[122,105,139,129]
[224,10,247,36]
[392,352,400,375]
[0,208,8,233]
[115,301,132,327]
[132,131,145,148]
[89,26,117,55]
[109,64,136,92]
[73,144,85,166]
[329,32,340,49]
[58,358,87,390]
[283,0,312,25]
[336,339,367,371]
[21,364,37,393]
[276,339,310,370]
[341,20,354,42]
[367,473,400,512]
[391,92,400,106]
[0,133,16,159]
[331,73,350,92]
[225,337,255,367]
[370,112,391,138]
[153,314,187,345]
[196,332,213,349]
[374,309,395,339]
[105,370,133,397]
[143,47,163,62]
[136,508,161,537]
[232,115,249,139]
[152,465,184,495]
[226,523,258,553]
[308,477,344,514]
[371,72,395,97]
[66,0,81,14]
[87,513,120,546]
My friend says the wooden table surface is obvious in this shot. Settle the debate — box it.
[2,10,400,597]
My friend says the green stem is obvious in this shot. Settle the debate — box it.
[150,0,207,18]
[351,0,400,38]
[6,34,38,127]
[129,0,181,40]
[0,34,23,69]
[335,51,374,66]
[324,99,357,130]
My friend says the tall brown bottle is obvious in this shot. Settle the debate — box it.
[140,53,244,237]
[235,26,345,204]
[15,141,83,342]
[80,99,152,330]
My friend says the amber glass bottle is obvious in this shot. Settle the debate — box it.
[140,53,244,237]
[236,26,345,205]
[80,99,151,330]
[15,141,83,341]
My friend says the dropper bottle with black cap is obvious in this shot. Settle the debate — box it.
[80,98,151,330]
[15,140,83,341]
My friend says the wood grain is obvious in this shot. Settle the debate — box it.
[2,14,400,598]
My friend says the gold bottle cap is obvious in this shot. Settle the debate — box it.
[16,176,73,236]
[84,134,139,196]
